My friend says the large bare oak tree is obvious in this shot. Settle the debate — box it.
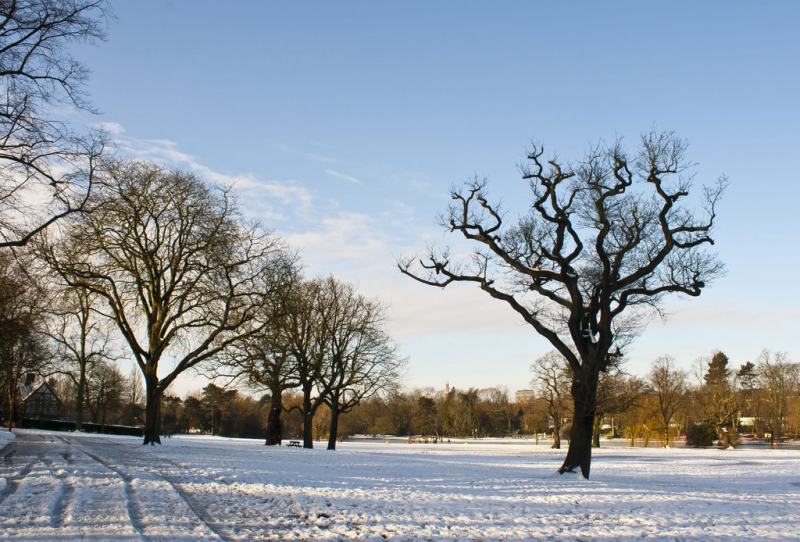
[400,132,725,477]
[45,161,295,444]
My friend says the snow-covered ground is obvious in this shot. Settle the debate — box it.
[1,429,799,541]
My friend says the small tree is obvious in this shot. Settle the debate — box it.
[84,359,124,428]
[593,368,647,447]
[531,352,571,449]
[315,278,403,450]
[701,351,738,447]
[212,270,301,446]
[649,355,687,447]
[278,279,329,448]
[45,285,114,430]
[736,361,760,434]
[401,132,725,477]
[757,351,798,446]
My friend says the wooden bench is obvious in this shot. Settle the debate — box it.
[287,440,302,448]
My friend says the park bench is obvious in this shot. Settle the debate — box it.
[287,440,302,448]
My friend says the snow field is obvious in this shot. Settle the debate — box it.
[1,429,799,541]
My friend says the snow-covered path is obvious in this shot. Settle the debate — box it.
[1,430,799,541]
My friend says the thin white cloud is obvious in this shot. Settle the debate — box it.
[105,125,314,219]
[99,123,531,343]
[276,143,338,164]
[325,169,363,185]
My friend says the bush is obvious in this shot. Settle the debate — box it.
[19,418,143,436]
[686,422,716,447]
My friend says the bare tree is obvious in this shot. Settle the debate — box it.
[0,252,52,428]
[649,355,687,447]
[278,279,330,448]
[212,278,303,446]
[84,358,123,428]
[316,278,403,450]
[44,161,296,444]
[126,362,143,407]
[0,0,107,249]
[400,131,725,477]
[593,367,647,447]
[45,285,114,430]
[757,350,799,446]
[531,351,571,449]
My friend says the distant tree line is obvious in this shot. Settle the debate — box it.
[527,350,800,449]
[323,350,800,447]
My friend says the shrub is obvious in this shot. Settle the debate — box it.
[686,422,716,447]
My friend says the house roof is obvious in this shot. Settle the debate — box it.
[18,379,59,402]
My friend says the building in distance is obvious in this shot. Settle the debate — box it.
[515,389,536,403]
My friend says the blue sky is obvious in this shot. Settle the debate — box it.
[73,1,800,395]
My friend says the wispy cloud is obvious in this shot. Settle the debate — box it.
[99,122,528,343]
[276,143,337,164]
[106,126,313,219]
[325,169,363,185]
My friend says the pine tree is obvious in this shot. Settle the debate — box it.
[705,352,730,386]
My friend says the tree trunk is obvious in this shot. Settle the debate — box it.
[551,414,561,449]
[559,369,599,478]
[302,385,314,449]
[75,363,87,431]
[265,390,283,446]
[327,406,340,451]
[592,415,601,448]
[6,389,14,430]
[142,374,162,445]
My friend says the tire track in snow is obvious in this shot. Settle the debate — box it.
[154,454,304,540]
[80,450,147,541]
[81,439,234,541]
[38,452,75,529]
[117,451,228,541]
[79,443,227,541]
[156,471,227,542]
[0,444,35,507]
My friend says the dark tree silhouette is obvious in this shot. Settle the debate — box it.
[400,132,725,477]
[0,0,107,248]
